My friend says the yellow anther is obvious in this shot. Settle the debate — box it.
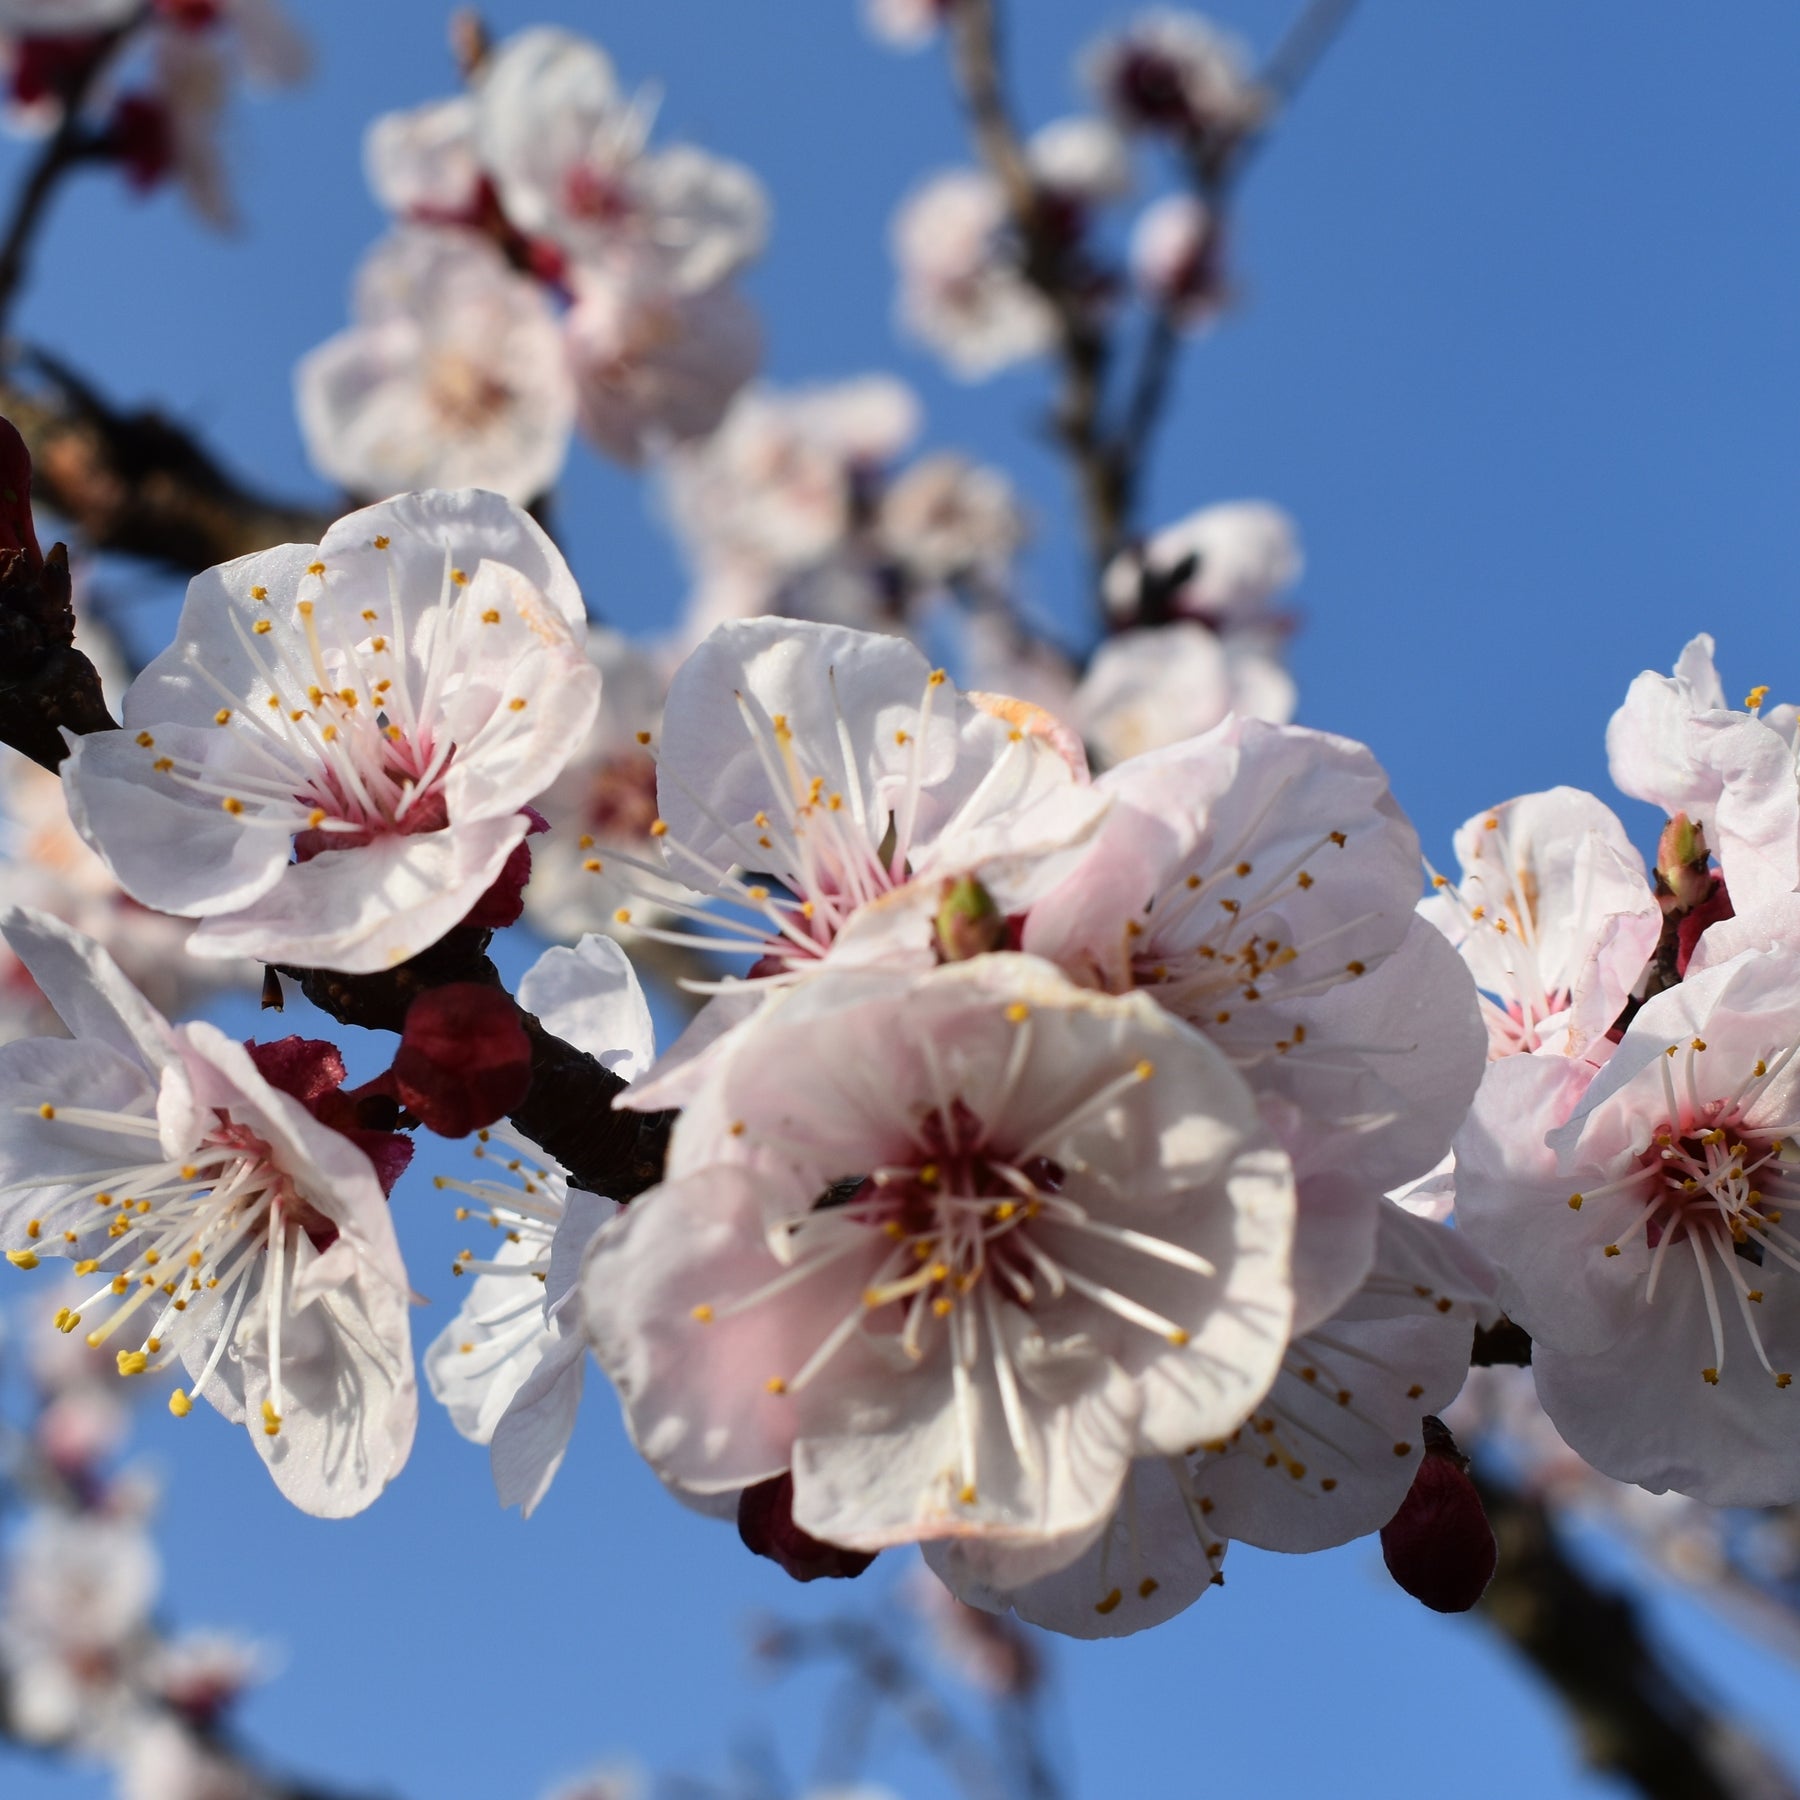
[153,757,174,772]
[958,1482,977,1503]
[615,908,632,924]
[1779,1373,1793,1389]
[992,1201,1016,1222]
[1746,685,1770,710]
[116,1350,149,1377]
[1135,1060,1156,1080]
[895,729,910,745]
[451,568,468,586]
[222,796,244,815]
[1692,1037,1708,1053]
[1329,830,1348,846]
[262,1400,282,1436]
[373,534,390,549]
[1392,1441,1412,1457]
[1095,1588,1123,1615]
[508,697,528,711]
[729,1121,746,1137]
[1005,1002,1030,1024]
[306,561,326,576]
[214,707,232,725]
[1345,960,1366,976]
[933,1297,953,1317]
[25,1219,39,1239]
[250,585,268,600]
[765,1376,787,1395]
[636,730,652,745]
[929,669,948,687]
[1702,1367,1720,1385]
[1166,1328,1190,1347]
[170,1389,193,1418]
[481,608,501,624]
[650,820,669,837]
[6,1248,39,1269]
[1297,871,1314,889]
[38,1102,54,1119]
[1603,1243,1620,1257]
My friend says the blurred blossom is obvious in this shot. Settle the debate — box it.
[565,260,760,465]
[1129,191,1224,325]
[364,92,483,221]
[295,226,575,505]
[116,1717,263,1800]
[143,1633,266,1728]
[1103,500,1301,629]
[1084,8,1265,154]
[0,1511,158,1746]
[862,0,946,51]
[1070,620,1295,768]
[1028,113,1133,207]
[477,25,768,295]
[524,627,693,946]
[891,168,1055,379]
[663,376,919,579]
[875,451,1026,587]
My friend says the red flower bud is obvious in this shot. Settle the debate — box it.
[390,983,531,1138]
[106,93,176,194]
[737,1473,877,1583]
[1380,1441,1497,1614]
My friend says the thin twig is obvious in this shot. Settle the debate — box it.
[0,19,143,340]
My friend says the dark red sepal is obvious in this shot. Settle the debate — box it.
[389,983,531,1138]
[738,1473,877,1583]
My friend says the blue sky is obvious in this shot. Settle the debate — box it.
[8,1,1800,1795]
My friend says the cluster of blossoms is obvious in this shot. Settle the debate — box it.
[0,0,305,226]
[1427,636,1800,1506]
[0,1282,273,1798]
[0,462,1497,1645]
[886,8,1263,380]
[296,22,765,506]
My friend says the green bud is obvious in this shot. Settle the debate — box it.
[934,875,1004,962]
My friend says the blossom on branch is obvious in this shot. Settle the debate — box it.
[62,489,598,974]
[0,908,415,1515]
[296,228,575,506]
[584,954,1296,1585]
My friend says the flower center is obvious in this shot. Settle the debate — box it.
[1570,1038,1800,1387]
[11,1098,334,1431]
[132,554,536,862]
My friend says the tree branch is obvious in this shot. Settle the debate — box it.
[3,353,334,575]
[945,0,1121,591]
[285,935,674,1202]
[1475,1463,1800,1800]
[0,21,140,340]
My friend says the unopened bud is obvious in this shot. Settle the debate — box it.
[390,984,531,1138]
[737,1473,877,1583]
[1379,1421,1496,1613]
[935,876,1004,962]
[1656,812,1713,913]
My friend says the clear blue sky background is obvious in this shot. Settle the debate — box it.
[7,1,1800,1795]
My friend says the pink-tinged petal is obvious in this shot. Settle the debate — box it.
[582,1167,841,1492]
[61,724,293,918]
[186,815,529,974]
